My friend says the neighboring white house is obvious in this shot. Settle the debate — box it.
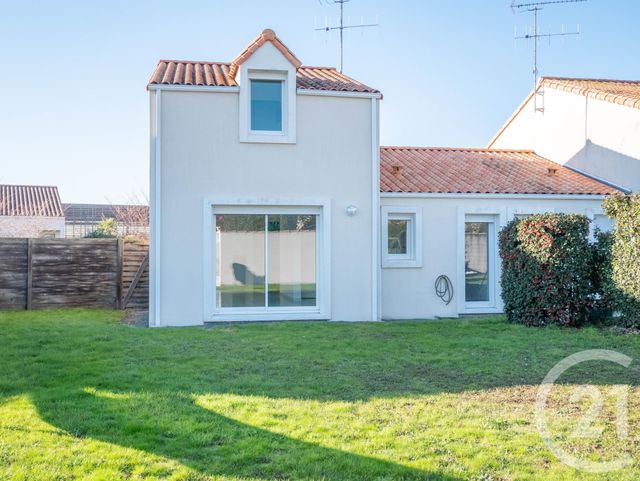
[0,184,65,238]
[148,30,621,326]
[488,77,640,192]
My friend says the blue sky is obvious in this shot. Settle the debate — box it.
[1,0,638,203]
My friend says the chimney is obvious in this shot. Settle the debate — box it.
[392,165,401,175]
[547,166,558,176]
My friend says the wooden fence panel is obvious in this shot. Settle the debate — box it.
[121,240,149,309]
[0,238,151,311]
[0,238,28,309]
[30,239,118,309]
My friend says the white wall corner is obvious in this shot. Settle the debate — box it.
[149,89,162,327]
[371,97,381,321]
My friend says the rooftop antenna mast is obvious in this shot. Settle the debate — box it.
[315,0,378,73]
[512,0,586,112]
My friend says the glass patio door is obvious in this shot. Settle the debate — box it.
[464,216,496,308]
[214,212,318,312]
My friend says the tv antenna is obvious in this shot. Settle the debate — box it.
[512,0,586,111]
[315,0,378,73]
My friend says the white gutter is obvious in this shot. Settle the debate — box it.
[298,89,382,99]
[381,192,609,200]
[148,84,381,99]
[148,85,240,93]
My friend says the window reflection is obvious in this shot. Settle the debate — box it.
[465,222,490,302]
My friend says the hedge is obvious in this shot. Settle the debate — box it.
[602,193,640,326]
[590,230,613,318]
[499,213,593,327]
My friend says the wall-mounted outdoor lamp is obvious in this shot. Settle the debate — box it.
[346,205,358,217]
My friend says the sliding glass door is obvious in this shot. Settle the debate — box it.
[215,211,318,311]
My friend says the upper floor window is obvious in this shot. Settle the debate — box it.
[250,80,283,132]
[239,70,296,144]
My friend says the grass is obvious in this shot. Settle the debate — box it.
[1,310,640,480]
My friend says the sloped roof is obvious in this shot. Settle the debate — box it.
[229,28,302,77]
[543,77,640,110]
[149,61,379,94]
[0,184,64,217]
[380,147,620,195]
[148,29,379,94]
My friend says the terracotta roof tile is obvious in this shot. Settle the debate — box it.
[296,67,378,93]
[149,61,379,93]
[0,184,64,217]
[542,77,640,110]
[148,29,379,94]
[229,29,302,78]
[380,147,620,195]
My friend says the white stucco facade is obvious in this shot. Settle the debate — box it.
[149,35,624,326]
[489,83,640,191]
[149,42,380,326]
[380,194,610,320]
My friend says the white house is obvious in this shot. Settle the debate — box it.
[148,30,621,326]
[148,29,381,326]
[0,184,65,238]
[488,77,640,192]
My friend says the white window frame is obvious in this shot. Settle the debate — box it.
[587,207,614,240]
[203,197,330,322]
[381,206,422,268]
[239,70,296,144]
[463,215,497,309]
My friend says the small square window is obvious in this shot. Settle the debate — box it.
[250,79,283,132]
[382,208,422,268]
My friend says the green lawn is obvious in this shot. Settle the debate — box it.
[1,310,639,480]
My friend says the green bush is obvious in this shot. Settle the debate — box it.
[499,213,593,327]
[85,218,118,238]
[602,193,640,327]
[590,230,613,319]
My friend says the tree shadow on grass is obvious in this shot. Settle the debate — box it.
[5,312,640,480]
[30,387,459,481]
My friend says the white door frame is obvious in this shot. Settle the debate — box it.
[457,207,506,314]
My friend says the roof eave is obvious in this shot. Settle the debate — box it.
[380,191,613,199]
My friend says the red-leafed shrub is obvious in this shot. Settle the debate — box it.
[499,214,593,327]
